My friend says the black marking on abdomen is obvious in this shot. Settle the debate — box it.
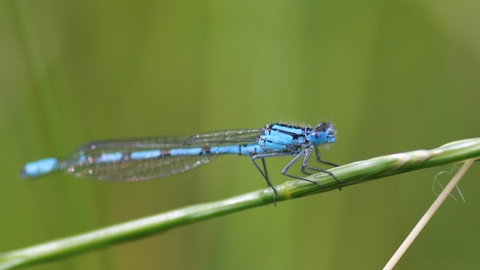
[201,147,211,155]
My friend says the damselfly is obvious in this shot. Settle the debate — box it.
[21,122,339,204]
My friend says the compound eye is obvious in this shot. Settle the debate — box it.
[309,122,336,145]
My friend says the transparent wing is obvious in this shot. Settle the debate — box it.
[57,128,264,181]
[64,155,218,181]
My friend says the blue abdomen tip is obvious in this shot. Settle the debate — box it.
[20,158,58,178]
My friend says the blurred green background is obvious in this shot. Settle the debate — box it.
[1,1,480,269]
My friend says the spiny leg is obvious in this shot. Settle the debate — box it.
[252,152,295,205]
[261,158,269,183]
[314,145,339,167]
[307,145,341,183]
[302,166,340,183]
[283,146,342,187]
[281,147,325,187]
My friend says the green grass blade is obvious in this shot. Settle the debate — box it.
[1,138,479,269]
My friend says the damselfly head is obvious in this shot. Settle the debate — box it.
[308,122,336,145]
